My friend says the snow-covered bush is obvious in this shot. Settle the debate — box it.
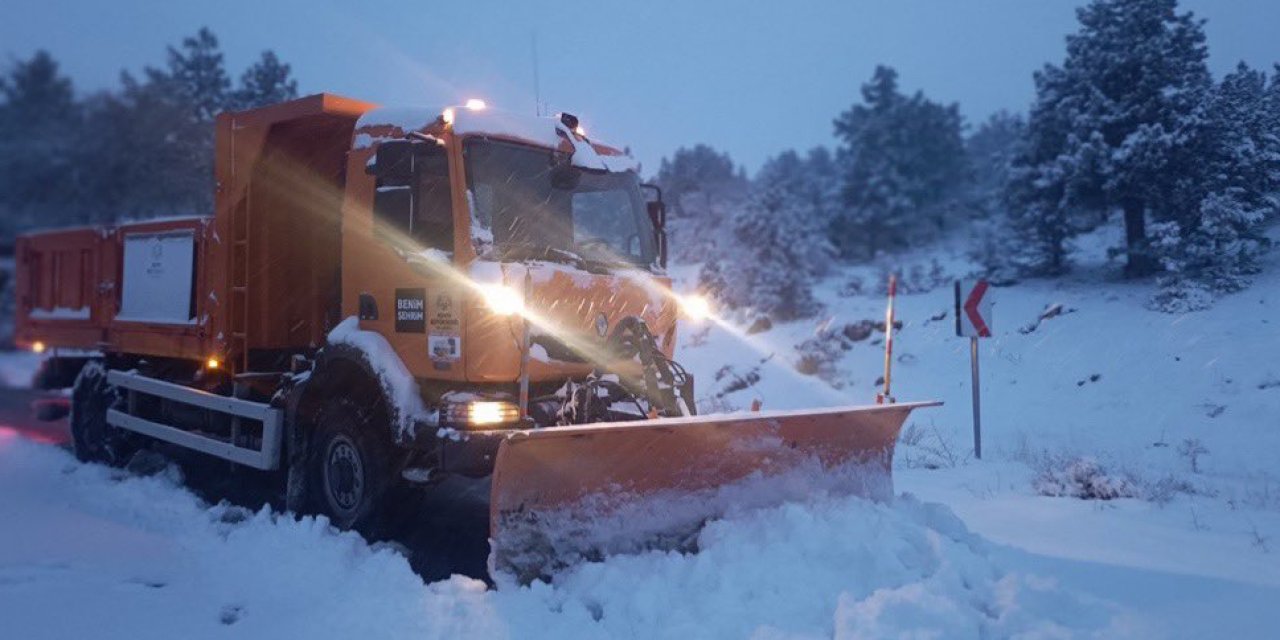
[1149,191,1271,312]
[898,422,963,469]
[1032,456,1140,501]
[794,328,847,384]
[876,259,949,295]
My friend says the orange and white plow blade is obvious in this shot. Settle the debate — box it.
[488,401,940,582]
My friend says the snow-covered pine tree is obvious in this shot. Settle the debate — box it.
[1011,0,1212,277]
[1150,62,1278,311]
[232,51,299,111]
[800,146,842,276]
[707,151,832,320]
[1266,65,1280,212]
[832,66,966,260]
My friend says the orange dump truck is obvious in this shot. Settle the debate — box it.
[13,94,934,580]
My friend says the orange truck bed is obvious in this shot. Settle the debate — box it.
[13,94,376,368]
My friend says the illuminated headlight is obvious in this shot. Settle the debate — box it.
[679,294,712,322]
[444,401,521,427]
[478,284,524,316]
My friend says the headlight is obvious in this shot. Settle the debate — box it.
[478,284,524,316]
[444,401,521,427]
[679,294,712,322]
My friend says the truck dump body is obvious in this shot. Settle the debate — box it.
[14,94,375,366]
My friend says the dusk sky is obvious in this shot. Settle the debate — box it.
[4,0,1278,174]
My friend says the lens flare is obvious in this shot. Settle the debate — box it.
[479,283,525,316]
[679,295,712,322]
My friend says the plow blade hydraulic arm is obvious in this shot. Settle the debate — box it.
[487,401,940,583]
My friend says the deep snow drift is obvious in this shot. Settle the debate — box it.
[0,432,1130,639]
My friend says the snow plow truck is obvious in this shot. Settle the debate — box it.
[12,94,936,581]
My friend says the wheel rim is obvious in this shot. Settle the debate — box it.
[324,434,365,516]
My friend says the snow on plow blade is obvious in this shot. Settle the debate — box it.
[489,401,940,582]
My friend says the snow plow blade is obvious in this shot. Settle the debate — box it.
[488,401,939,582]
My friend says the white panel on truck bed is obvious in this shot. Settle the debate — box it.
[117,230,196,324]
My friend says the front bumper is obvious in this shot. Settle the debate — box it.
[436,428,509,478]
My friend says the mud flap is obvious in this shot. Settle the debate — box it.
[488,401,939,583]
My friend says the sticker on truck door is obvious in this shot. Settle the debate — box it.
[429,334,460,360]
[394,288,426,333]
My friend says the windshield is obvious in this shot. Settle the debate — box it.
[464,138,657,269]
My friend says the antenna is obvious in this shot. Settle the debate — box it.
[531,32,542,116]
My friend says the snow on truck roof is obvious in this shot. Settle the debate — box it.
[353,105,641,174]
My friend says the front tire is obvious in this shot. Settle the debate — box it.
[69,362,139,466]
[306,397,392,534]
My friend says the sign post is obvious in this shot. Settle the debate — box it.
[955,280,993,459]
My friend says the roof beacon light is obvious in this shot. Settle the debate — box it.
[465,98,487,110]
[441,107,456,125]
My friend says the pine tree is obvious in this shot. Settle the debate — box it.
[151,27,231,122]
[232,50,299,110]
[1013,0,1212,277]
[832,66,966,259]
[0,50,81,235]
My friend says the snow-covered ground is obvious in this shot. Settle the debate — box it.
[2,228,1279,637]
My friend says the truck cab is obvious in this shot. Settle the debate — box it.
[342,104,677,413]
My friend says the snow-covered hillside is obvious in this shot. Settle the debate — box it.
[2,230,1279,638]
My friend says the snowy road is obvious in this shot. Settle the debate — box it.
[0,387,69,445]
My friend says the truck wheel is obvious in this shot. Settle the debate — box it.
[69,362,138,466]
[307,397,392,534]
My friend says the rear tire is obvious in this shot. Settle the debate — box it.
[306,396,392,535]
[69,362,139,466]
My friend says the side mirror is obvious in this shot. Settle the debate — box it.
[641,183,667,268]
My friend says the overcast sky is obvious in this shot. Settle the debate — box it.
[3,0,1277,174]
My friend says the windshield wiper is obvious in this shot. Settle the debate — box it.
[492,244,592,270]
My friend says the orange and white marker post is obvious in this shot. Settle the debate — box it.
[877,273,897,405]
